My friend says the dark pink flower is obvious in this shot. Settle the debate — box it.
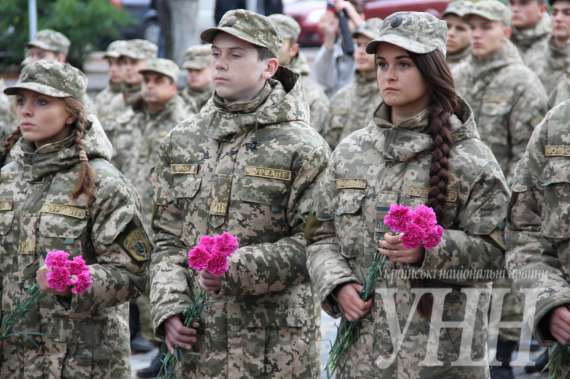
[199,235,216,253]
[71,271,92,295]
[68,256,88,276]
[384,204,413,233]
[423,224,444,249]
[45,250,70,269]
[206,253,230,277]
[47,266,71,293]
[214,232,239,257]
[412,205,437,230]
[187,245,211,271]
[401,223,425,249]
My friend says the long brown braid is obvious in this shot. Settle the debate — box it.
[408,50,461,318]
[63,97,96,203]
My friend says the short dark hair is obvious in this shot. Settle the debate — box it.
[255,45,276,61]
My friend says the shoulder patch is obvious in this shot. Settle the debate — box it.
[119,220,152,262]
[336,179,367,190]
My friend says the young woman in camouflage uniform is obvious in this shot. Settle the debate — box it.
[307,12,510,378]
[0,60,150,379]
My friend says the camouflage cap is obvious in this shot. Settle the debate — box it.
[4,60,87,104]
[443,0,470,18]
[464,0,512,26]
[139,58,180,82]
[103,40,127,59]
[26,29,70,56]
[268,14,301,41]
[201,9,282,58]
[366,12,447,56]
[183,44,213,69]
[352,17,383,41]
[121,39,158,60]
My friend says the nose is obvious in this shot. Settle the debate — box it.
[385,64,397,82]
[18,98,33,118]
[214,55,228,71]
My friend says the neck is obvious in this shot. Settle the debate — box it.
[554,35,570,48]
[34,126,72,149]
[226,80,267,103]
[390,96,430,126]
[147,101,168,114]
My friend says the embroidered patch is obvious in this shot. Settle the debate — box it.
[336,179,367,190]
[122,227,151,262]
[171,164,200,175]
[245,166,292,181]
[0,201,13,211]
[545,145,570,157]
[40,203,86,219]
[406,186,458,203]
[209,200,227,216]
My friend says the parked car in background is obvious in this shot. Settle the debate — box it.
[285,0,449,46]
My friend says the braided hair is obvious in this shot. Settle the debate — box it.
[408,50,460,318]
[409,49,459,219]
[3,96,96,203]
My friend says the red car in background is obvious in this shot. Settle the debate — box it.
[285,0,450,46]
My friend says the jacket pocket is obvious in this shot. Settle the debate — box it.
[335,189,366,258]
[542,159,570,238]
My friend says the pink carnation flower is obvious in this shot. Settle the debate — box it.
[45,250,70,269]
[47,266,71,293]
[71,271,92,295]
[187,245,211,271]
[423,224,444,249]
[412,205,437,230]
[401,223,425,249]
[206,253,230,277]
[214,232,239,257]
[384,204,412,233]
[199,235,216,252]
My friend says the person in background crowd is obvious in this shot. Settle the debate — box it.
[454,0,547,181]
[510,0,551,72]
[536,0,570,94]
[321,18,383,149]
[307,11,509,378]
[94,40,127,127]
[312,0,365,97]
[181,44,214,114]
[443,0,472,69]
[149,10,329,378]
[24,29,70,64]
[269,14,330,134]
[0,60,149,379]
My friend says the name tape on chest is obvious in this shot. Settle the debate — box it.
[245,166,293,182]
[171,164,200,175]
[336,179,367,190]
[406,186,458,203]
[545,145,570,157]
[40,203,87,219]
[0,201,13,211]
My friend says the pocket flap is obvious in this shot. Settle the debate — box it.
[335,189,365,216]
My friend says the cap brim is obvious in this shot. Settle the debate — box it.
[139,69,177,82]
[103,52,120,59]
[366,35,433,54]
[183,62,208,69]
[464,11,501,23]
[352,30,377,41]
[201,27,267,50]
[4,82,70,98]
[26,41,56,52]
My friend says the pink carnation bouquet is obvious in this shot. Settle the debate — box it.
[161,232,239,378]
[327,204,443,375]
[1,250,92,341]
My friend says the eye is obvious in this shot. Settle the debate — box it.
[377,61,387,70]
[15,96,24,106]
[398,61,411,69]
[212,51,220,57]
[36,97,49,106]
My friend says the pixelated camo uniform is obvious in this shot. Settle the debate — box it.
[0,117,150,379]
[322,70,382,150]
[506,100,570,379]
[287,53,330,134]
[150,68,330,378]
[453,39,547,181]
[511,14,551,73]
[307,100,509,378]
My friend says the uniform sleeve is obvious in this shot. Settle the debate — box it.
[506,111,570,343]
[219,143,331,298]
[306,159,358,317]
[506,76,547,180]
[66,177,150,314]
[309,89,330,135]
[418,159,510,284]
[149,138,194,338]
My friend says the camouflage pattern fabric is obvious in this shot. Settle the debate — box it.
[322,70,382,149]
[447,46,471,70]
[453,39,548,181]
[150,68,329,378]
[26,29,70,55]
[287,54,329,134]
[307,100,509,378]
[366,12,447,55]
[182,44,213,70]
[0,79,15,159]
[201,9,282,58]
[550,74,570,107]
[0,116,149,379]
[506,99,570,377]
[511,14,551,73]
[180,86,213,114]
[139,58,180,83]
[121,39,157,61]
[536,37,569,95]
[94,82,123,125]
[121,95,190,227]
[464,0,512,26]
